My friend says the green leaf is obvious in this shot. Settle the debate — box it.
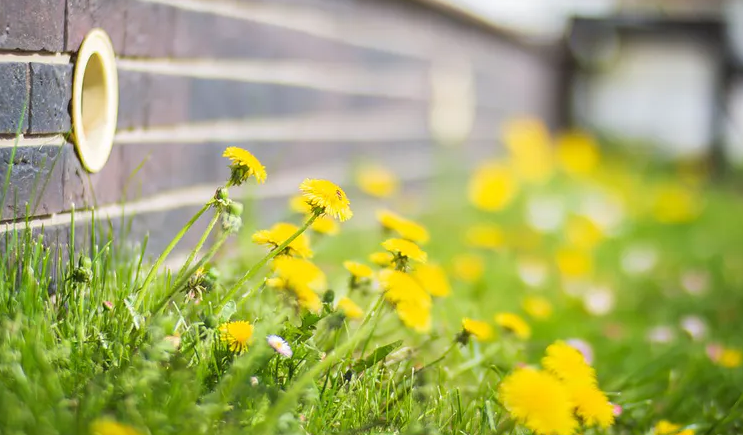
[352,340,403,373]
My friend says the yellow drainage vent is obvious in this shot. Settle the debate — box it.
[71,29,118,173]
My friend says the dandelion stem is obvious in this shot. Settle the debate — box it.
[136,202,211,307]
[175,210,222,283]
[218,212,319,306]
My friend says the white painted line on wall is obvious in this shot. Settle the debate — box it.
[114,109,430,144]
[136,0,431,59]
[0,53,72,65]
[0,135,66,149]
[116,58,428,100]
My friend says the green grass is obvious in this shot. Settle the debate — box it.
[2,143,743,435]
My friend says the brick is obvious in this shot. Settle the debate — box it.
[146,75,190,127]
[62,142,124,210]
[116,70,149,130]
[0,145,65,221]
[123,2,176,57]
[0,63,29,134]
[29,63,73,134]
[66,0,127,52]
[0,0,65,51]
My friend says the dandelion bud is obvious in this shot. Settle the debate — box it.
[322,289,335,304]
[228,201,244,217]
[79,255,92,270]
[216,187,229,201]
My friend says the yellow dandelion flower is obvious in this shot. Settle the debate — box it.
[252,222,313,258]
[376,210,430,244]
[503,118,554,184]
[462,318,494,341]
[556,130,600,176]
[452,253,485,283]
[288,194,312,214]
[395,299,432,333]
[219,320,254,353]
[337,296,364,319]
[299,178,353,221]
[495,312,531,340]
[272,256,327,292]
[90,419,143,435]
[499,368,577,435]
[652,183,701,224]
[566,216,603,252]
[465,223,504,250]
[556,247,593,278]
[522,295,553,320]
[718,348,743,368]
[468,161,518,212]
[570,382,615,428]
[356,164,399,198]
[265,277,286,289]
[223,146,266,185]
[655,420,695,435]
[378,269,431,307]
[369,251,394,267]
[311,215,340,235]
[382,238,428,264]
[412,263,451,297]
[294,284,323,313]
[343,261,374,279]
[542,341,596,385]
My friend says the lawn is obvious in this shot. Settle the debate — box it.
[1,120,742,435]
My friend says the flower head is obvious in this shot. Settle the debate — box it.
[369,251,394,267]
[522,295,553,320]
[337,296,364,319]
[267,335,293,358]
[90,419,143,435]
[343,261,374,279]
[394,299,432,333]
[495,312,531,340]
[311,215,340,235]
[252,222,313,258]
[382,238,427,264]
[462,318,494,341]
[272,257,327,292]
[356,164,399,198]
[556,130,600,176]
[503,118,554,183]
[376,210,429,244]
[654,420,694,435]
[378,269,432,333]
[288,194,313,214]
[412,263,451,297]
[542,340,596,385]
[299,179,353,221]
[219,320,254,353]
[468,161,518,211]
[556,247,593,278]
[223,147,266,185]
[294,284,323,313]
[499,368,577,435]
[570,382,614,428]
[465,224,504,250]
[452,253,485,283]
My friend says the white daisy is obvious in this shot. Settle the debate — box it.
[267,335,293,358]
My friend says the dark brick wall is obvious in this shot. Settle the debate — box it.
[0,0,560,256]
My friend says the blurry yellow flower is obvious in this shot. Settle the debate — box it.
[272,256,327,292]
[452,253,485,283]
[570,382,614,429]
[522,295,553,320]
[468,161,518,212]
[311,215,340,235]
[566,216,603,251]
[252,222,313,258]
[369,251,394,267]
[343,261,374,279]
[499,368,577,435]
[382,238,428,264]
[376,210,430,244]
[90,419,142,435]
[718,348,743,368]
[265,277,286,289]
[299,179,353,221]
[223,146,267,185]
[294,284,323,313]
[503,118,554,184]
[556,248,592,278]
[542,341,596,385]
[219,320,254,353]
[655,420,694,435]
[495,312,531,340]
[652,183,700,224]
[356,164,399,198]
[462,318,494,341]
[288,194,312,214]
[465,223,504,250]
[395,299,432,333]
[556,130,600,176]
[337,296,364,319]
[412,263,451,297]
